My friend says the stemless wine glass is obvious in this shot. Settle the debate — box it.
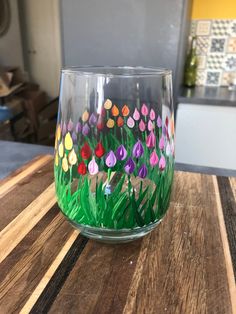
[54,66,175,243]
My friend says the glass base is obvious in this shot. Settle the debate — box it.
[66,217,163,243]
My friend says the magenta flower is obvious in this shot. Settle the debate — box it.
[82,123,90,136]
[116,145,127,160]
[159,135,165,150]
[146,131,156,148]
[133,108,140,121]
[157,115,162,128]
[150,109,155,121]
[62,122,67,136]
[72,131,77,143]
[139,119,146,132]
[127,116,135,128]
[105,151,117,167]
[75,121,82,133]
[138,164,148,178]
[124,157,135,174]
[132,140,144,158]
[141,103,149,116]
[159,155,166,171]
[68,119,74,132]
[88,157,99,175]
[148,120,154,131]
[150,150,159,167]
[89,113,97,126]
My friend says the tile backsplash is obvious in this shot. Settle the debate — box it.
[191,19,236,86]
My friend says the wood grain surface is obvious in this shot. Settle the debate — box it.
[0,156,235,314]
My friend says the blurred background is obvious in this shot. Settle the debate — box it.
[0,0,235,170]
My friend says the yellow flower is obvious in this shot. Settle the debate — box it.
[65,132,73,150]
[58,142,64,158]
[54,136,58,150]
[62,155,69,172]
[106,118,115,128]
[56,125,61,141]
[68,148,77,165]
[82,110,89,122]
[104,99,112,110]
[54,153,59,166]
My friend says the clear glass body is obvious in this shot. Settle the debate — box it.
[54,66,175,243]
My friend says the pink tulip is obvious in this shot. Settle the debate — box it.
[159,155,166,171]
[157,116,162,128]
[166,142,171,156]
[127,116,135,128]
[88,157,99,175]
[150,150,159,167]
[148,120,154,131]
[150,109,156,121]
[139,119,146,132]
[159,135,165,150]
[141,103,149,116]
[133,108,140,121]
[146,131,156,148]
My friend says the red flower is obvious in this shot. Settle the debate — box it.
[81,142,92,159]
[77,161,87,175]
[95,142,105,158]
[97,120,105,130]
[165,116,169,126]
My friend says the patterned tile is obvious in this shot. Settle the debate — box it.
[229,20,236,36]
[196,20,211,36]
[206,71,221,86]
[210,38,226,53]
[223,54,236,71]
[191,20,197,36]
[206,54,224,70]
[196,36,210,55]
[227,37,236,53]
[196,71,206,86]
[211,20,230,36]
[221,71,235,86]
[198,55,207,69]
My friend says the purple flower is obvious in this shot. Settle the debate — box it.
[132,140,144,158]
[68,119,74,132]
[159,135,165,150]
[116,145,127,160]
[157,115,162,128]
[138,164,148,178]
[159,155,166,171]
[124,157,135,174]
[105,151,117,167]
[146,131,156,148]
[89,113,97,126]
[62,122,67,136]
[82,123,90,136]
[72,131,77,143]
[75,121,82,133]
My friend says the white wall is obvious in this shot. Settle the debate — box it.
[0,0,24,68]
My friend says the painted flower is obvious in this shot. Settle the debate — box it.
[97,118,105,130]
[159,155,166,171]
[121,104,130,116]
[157,115,162,128]
[62,122,67,136]
[105,151,117,167]
[132,140,144,158]
[104,99,112,110]
[116,145,127,160]
[88,157,99,175]
[141,103,149,116]
[106,118,115,128]
[58,142,64,158]
[56,125,61,141]
[148,120,154,131]
[82,110,89,122]
[170,117,175,137]
[117,116,124,127]
[89,113,97,126]
[77,161,87,175]
[159,135,165,150]
[171,140,175,156]
[95,142,105,158]
[82,123,90,136]
[138,164,148,178]
[68,119,74,132]
[72,131,77,143]
[166,142,171,156]
[62,155,69,172]
[165,116,169,126]
[65,132,73,150]
[81,142,92,159]
[150,150,159,167]
[111,105,119,117]
[146,131,156,148]
[139,119,146,132]
[133,108,140,121]
[75,121,82,133]
[54,153,59,166]
[150,109,156,121]
[68,148,77,165]
[124,157,135,174]
[127,116,135,128]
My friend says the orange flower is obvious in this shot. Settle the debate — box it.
[111,105,119,116]
[121,104,130,117]
[117,116,124,127]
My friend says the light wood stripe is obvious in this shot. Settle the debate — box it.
[0,155,53,199]
[213,176,236,314]
[229,177,236,200]
[0,183,56,263]
[19,230,80,314]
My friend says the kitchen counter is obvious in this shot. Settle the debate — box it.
[178,86,236,106]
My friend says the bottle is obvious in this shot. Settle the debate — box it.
[184,36,198,88]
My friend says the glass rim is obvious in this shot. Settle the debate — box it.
[61,65,172,78]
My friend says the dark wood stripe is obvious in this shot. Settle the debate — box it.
[30,235,88,314]
[217,176,236,279]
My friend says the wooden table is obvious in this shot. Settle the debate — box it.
[0,155,235,314]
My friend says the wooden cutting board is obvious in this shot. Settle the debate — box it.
[0,155,235,314]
